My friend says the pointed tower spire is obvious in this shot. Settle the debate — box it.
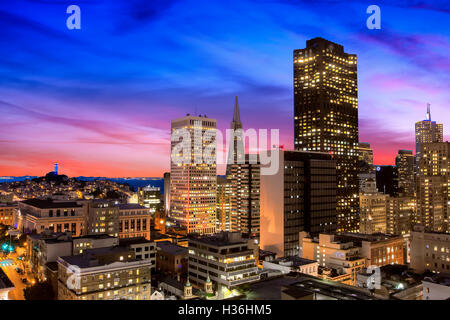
[232,96,241,123]
[426,103,431,121]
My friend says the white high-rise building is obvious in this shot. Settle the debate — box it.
[170,114,217,235]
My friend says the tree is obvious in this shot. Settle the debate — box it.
[23,280,54,300]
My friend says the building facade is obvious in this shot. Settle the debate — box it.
[260,150,337,257]
[229,156,261,239]
[415,104,443,171]
[57,247,152,300]
[188,232,259,289]
[0,203,17,227]
[87,200,119,237]
[117,204,151,240]
[396,149,415,197]
[416,142,450,232]
[18,199,85,236]
[294,37,359,233]
[410,225,450,274]
[170,115,217,235]
[137,186,161,215]
[216,177,232,232]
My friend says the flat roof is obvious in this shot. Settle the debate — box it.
[59,246,132,268]
[119,237,153,246]
[116,204,148,210]
[189,232,247,247]
[156,241,187,256]
[423,273,450,287]
[21,199,82,209]
[270,256,317,267]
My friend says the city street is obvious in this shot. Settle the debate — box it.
[1,252,34,300]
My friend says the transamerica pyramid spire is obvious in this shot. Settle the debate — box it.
[226,96,244,176]
[232,96,241,124]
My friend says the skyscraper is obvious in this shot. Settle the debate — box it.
[375,165,399,197]
[226,96,245,176]
[294,37,359,232]
[216,176,232,232]
[170,115,217,235]
[163,172,170,214]
[230,155,261,239]
[415,104,443,167]
[416,142,450,232]
[225,98,261,239]
[358,142,375,192]
[260,150,337,257]
[395,150,415,197]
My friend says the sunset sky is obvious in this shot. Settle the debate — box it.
[0,0,449,177]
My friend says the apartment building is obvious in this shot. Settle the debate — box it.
[85,200,119,237]
[117,204,151,240]
[299,232,365,285]
[27,231,118,281]
[155,241,188,277]
[57,246,152,300]
[410,225,450,274]
[188,232,259,289]
[0,203,17,227]
[119,237,156,271]
[18,199,85,236]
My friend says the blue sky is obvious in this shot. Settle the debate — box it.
[0,0,449,176]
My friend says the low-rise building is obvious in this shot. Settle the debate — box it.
[262,256,318,277]
[422,273,450,300]
[280,276,384,300]
[19,199,85,236]
[335,233,405,267]
[57,246,152,300]
[27,231,119,281]
[299,232,366,285]
[119,237,156,271]
[188,232,259,289]
[0,203,17,227]
[410,225,450,274]
[356,264,423,300]
[86,200,119,237]
[156,241,188,277]
[117,204,151,240]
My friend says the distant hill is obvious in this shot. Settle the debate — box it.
[0,176,164,193]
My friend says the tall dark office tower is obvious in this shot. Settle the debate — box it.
[375,165,399,197]
[293,37,359,232]
[226,96,245,177]
[230,155,261,239]
[260,150,337,257]
[395,150,415,197]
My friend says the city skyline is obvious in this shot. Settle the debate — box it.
[1,1,450,177]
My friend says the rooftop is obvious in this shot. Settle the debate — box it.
[156,241,188,256]
[21,198,82,209]
[59,246,132,268]
[119,237,153,246]
[116,203,148,210]
[336,232,402,245]
[423,273,450,287]
[284,276,381,300]
[189,232,248,247]
[269,256,317,267]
